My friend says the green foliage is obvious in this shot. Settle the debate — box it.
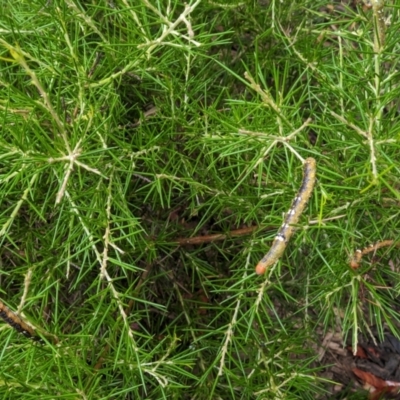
[0,0,399,398]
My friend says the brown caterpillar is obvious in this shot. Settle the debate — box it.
[256,157,316,275]
[0,300,40,341]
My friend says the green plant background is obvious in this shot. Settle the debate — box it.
[0,0,399,398]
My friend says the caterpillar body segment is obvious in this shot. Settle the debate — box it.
[0,300,38,340]
[256,157,316,275]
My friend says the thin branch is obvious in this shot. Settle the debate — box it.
[175,225,271,246]
[217,252,251,376]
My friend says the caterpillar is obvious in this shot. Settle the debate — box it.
[0,300,40,341]
[256,157,316,275]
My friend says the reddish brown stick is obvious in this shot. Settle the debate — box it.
[175,225,269,246]
[349,240,399,269]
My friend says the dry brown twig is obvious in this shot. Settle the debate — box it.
[349,239,399,269]
[175,225,268,246]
